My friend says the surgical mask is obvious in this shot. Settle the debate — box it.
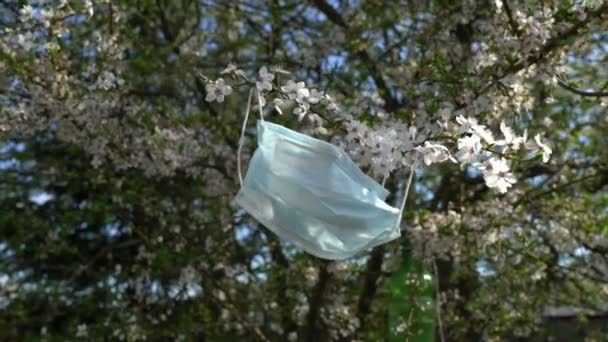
[235,88,416,260]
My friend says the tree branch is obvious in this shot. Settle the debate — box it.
[304,261,330,342]
[354,246,385,335]
[557,79,608,97]
[506,3,608,74]
[501,0,521,38]
[309,0,401,112]
[268,237,297,339]
[459,2,608,110]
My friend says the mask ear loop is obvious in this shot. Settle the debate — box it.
[237,88,266,187]
[237,87,255,187]
[381,174,388,187]
[395,153,419,230]
[256,88,265,122]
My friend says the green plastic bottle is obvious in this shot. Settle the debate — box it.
[388,240,436,342]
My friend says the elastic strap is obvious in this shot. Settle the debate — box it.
[395,154,419,230]
[256,88,264,122]
[237,88,266,187]
[237,88,255,187]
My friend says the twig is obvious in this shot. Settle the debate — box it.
[309,0,401,112]
[514,171,605,209]
[501,0,521,38]
[557,79,608,97]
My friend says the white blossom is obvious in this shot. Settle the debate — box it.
[456,115,479,133]
[328,261,348,274]
[471,124,495,144]
[221,63,237,74]
[307,89,324,104]
[256,66,274,91]
[304,266,318,287]
[76,324,88,338]
[40,8,53,28]
[205,78,232,103]
[294,102,310,121]
[93,71,125,91]
[455,134,482,163]
[19,5,35,20]
[281,80,309,102]
[533,134,552,163]
[416,141,456,166]
[272,98,284,115]
[493,0,503,13]
[495,120,527,151]
[221,63,247,79]
[324,94,338,111]
[16,32,35,51]
[480,157,516,193]
[456,115,494,143]
[84,0,94,18]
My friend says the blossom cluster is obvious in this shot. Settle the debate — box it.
[339,110,552,193]
[202,60,557,194]
[453,115,551,193]
[342,118,423,179]
[205,65,339,135]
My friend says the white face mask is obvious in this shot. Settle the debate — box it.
[235,89,416,260]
